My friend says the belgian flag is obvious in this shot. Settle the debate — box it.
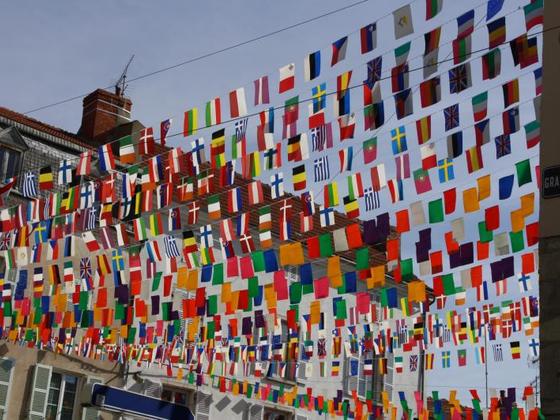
[39,166,53,190]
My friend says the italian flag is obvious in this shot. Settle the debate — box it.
[205,97,221,127]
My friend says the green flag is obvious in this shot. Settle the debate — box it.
[212,263,224,285]
[355,247,369,270]
[515,159,532,186]
[428,198,444,223]
[478,221,494,243]
[319,233,333,257]
[510,231,525,253]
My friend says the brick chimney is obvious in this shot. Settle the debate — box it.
[78,89,132,143]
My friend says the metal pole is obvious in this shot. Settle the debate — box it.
[484,323,489,410]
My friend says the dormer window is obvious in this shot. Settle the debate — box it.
[0,127,28,181]
[0,146,21,180]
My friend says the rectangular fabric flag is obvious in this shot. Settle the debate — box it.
[482,48,501,79]
[331,36,348,66]
[416,116,431,144]
[487,17,506,49]
[426,0,442,20]
[205,97,222,127]
[472,92,488,122]
[229,87,247,118]
[183,108,198,136]
[457,9,474,39]
[393,5,414,39]
[254,76,270,105]
[279,63,295,93]
[304,51,321,82]
[360,23,377,54]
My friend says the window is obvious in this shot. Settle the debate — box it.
[45,373,78,420]
[343,356,374,399]
[161,386,190,406]
[263,407,293,420]
[0,147,21,181]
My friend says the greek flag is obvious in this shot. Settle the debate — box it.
[84,207,97,231]
[313,156,330,182]
[23,171,38,198]
[164,235,181,258]
[364,187,380,211]
[311,125,329,151]
[492,343,503,362]
[235,118,249,140]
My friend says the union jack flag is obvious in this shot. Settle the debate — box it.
[80,257,93,290]
[495,135,511,159]
[364,56,382,89]
[409,354,418,371]
[449,63,470,93]
[444,104,460,131]
[0,232,12,251]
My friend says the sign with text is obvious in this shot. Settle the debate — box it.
[543,165,560,199]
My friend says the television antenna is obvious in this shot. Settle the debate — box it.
[115,55,135,97]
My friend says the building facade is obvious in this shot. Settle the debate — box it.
[0,89,428,419]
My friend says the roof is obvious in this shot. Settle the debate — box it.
[0,106,91,148]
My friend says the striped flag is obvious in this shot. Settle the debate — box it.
[364,187,380,211]
[492,343,504,362]
[164,235,181,258]
[254,76,270,105]
[313,156,330,182]
[23,171,38,198]
[205,97,222,127]
[310,123,332,151]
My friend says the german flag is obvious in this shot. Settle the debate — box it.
[39,166,53,190]
[292,164,306,191]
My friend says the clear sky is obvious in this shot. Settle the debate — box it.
[1,0,541,410]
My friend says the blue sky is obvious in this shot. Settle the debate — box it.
[1,0,541,410]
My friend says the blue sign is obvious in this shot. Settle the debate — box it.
[89,384,194,420]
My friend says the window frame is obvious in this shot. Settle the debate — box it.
[0,144,23,182]
[45,371,80,420]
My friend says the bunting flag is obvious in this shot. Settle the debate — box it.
[119,135,135,164]
[205,97,222,127]
[98,145,115,172]
[254,76,270,106]
[160,118,172,146]
[487,17,506,49]
[76,151,92,176]
[331,36,348,66]
[304,51,321,82]
[393,5,414,39]
[360,22,377,54]
[279,63,295,93]
[38,166,53,191]
[229,88,247,118]
[183,108,198,137]
[425,0,442,20]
